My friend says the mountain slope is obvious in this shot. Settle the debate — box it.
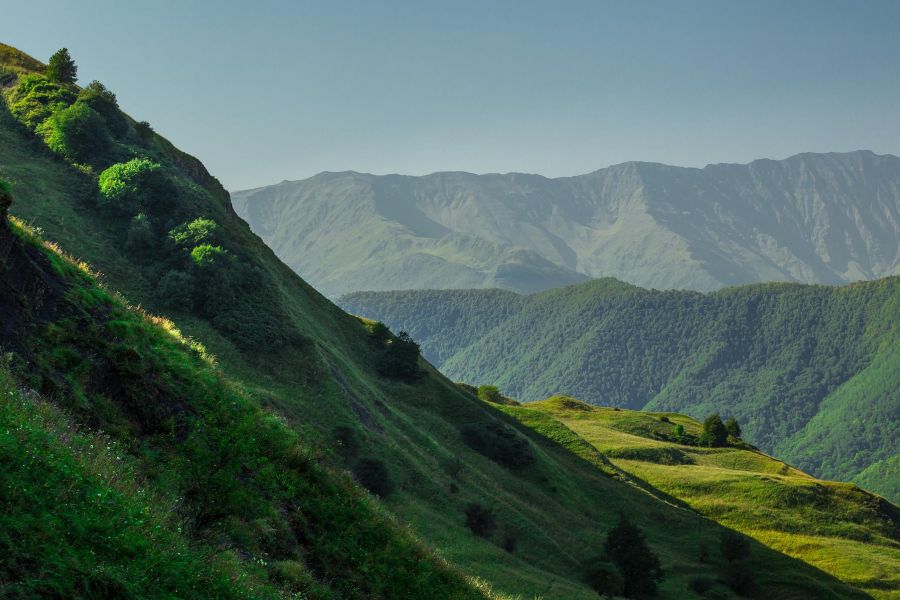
[4,41,887,599]
[233,152,900,296]
[505,397,900,600]
[338,277,900,502]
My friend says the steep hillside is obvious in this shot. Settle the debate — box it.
[4,42,886,599]
[506,397,900,600]
[338,278,900,501]
[233,152,900,296]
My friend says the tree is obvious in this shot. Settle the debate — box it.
[376,330,421,380]
[0,178,11,222]
[477,385,503,404]
[720,531,750,562]
[46,48,77,84]
[604,516,664,597]
[41,101,110,164]
[78,81,128,136]
[724,417,742,440]
[700,413,728,448]
[98,158,168,214]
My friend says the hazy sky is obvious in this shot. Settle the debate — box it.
[3,1,899,190]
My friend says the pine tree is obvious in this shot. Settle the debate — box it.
[604,515,664,597]
[46,48,78,84]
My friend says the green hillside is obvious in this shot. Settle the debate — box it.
[1,42,895,599]
[506,397,900,599]
[338,278,900,502]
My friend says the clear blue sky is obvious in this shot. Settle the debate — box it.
[3,1,899,190]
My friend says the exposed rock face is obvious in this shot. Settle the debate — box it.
[233,151,900,296]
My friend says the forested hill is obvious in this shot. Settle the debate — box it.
[339,277,900,502]
[234,151,900,296]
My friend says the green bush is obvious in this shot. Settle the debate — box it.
[700,413,728,448]
[375,330,421,380]
[353,458,394,497]
[169,217,219,247]
[720,530,750,562]
[7,73,77,129]
[39,101,111,163]
[464,503,497,538]
[461,421,534,471]
[98,158,167,214]
[477,385,503,404]
[156,270,194,311]
[724,417,742,440]
[135,120,154,140]
[78,80,128,137]
[604,516,664,598]
[125,213,155,259]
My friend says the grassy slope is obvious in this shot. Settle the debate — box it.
[0,43,888,599]
[515,397,900,599]
[338,278,900,502]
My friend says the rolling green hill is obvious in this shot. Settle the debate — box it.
[502,397,900,599]
[1,42,897,599]
[339,278,900,503]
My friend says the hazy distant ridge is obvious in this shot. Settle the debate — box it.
[233,150,900,296]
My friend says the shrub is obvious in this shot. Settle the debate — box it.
[464,503,496,538]
[477,385,503,404]
[135,120,154,140]
[604,516,664,597]
[98,158,166,214]
[125,213,155,260]
[332,425,360,460]
[190,243,228,267]
[375,330,421,380]
[724,417,742,440]
[353,458,394,497]
[156,270,194,311]
[461,422,534,471]
[40,101,111,164]
[720,531,750,562]
[7,74,77,129]
[78,80,128,137]
[169,218,218,247]
[586,562,624,596]
[46,48,77,84]
[699,413,728,448]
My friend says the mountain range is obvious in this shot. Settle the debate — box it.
[234,151,900,296]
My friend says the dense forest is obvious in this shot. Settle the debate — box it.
[340,277,900,501]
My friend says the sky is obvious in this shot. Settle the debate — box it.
[3,0,899,190]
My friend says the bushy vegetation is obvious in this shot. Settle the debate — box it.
[464,503,497,539]
[342,279,900,500]
[461,421,534,471]
[369,322,422,380]
[699,413,728,448]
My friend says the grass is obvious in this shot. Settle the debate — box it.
[0,44,892,599]
[520,396,900,599]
